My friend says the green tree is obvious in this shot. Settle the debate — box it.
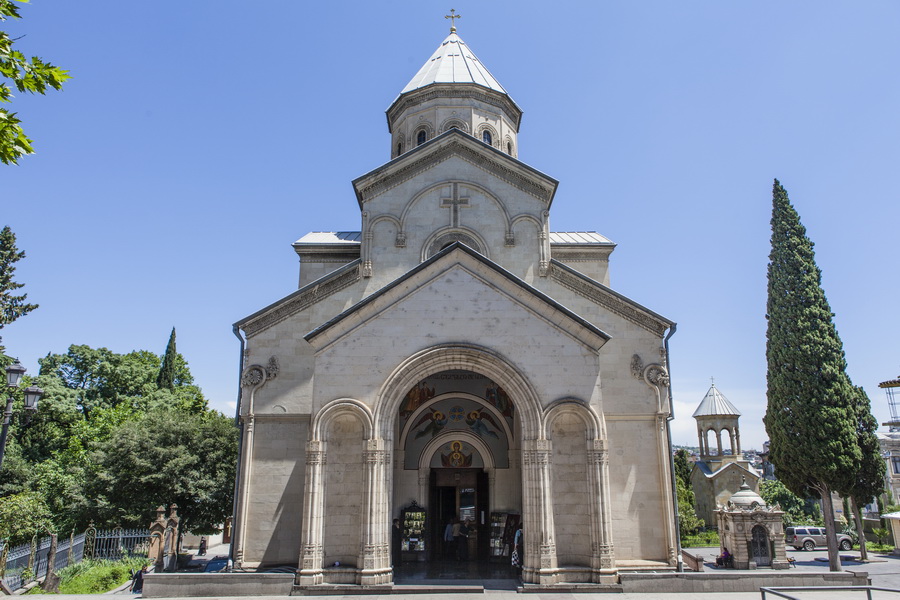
[0,225,37,356]
[1,0,70,165]
[759,479,821,527]
[676,478,704,538]
[763,179,862,571]
[91,409,238,537]
[0,490,53,545]
[674,448,692,488]
[156,328,177,390]
[839,385,885,560]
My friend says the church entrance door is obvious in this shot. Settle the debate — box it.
[429,469,490,562]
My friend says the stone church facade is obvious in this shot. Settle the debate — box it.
[232,27,678,586]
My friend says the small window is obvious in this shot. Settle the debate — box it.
[507,142,512,154]
[808,528,820,535]
[417,130,426,146]
[482,130,492,145]
[892,456,900,474]
[397,142,402,156]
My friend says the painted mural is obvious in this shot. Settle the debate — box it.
[400,370,513,470]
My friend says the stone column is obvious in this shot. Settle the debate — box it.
[359,439,392,585]
[588,440,615,580]
[715,430,723,456]
[298,440,325,586]
[522,438,558,585]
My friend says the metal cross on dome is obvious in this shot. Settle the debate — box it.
[445,9,461,33]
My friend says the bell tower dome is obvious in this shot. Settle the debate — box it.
[386,16,523,160]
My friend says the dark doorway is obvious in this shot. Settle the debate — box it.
[427,469,490,562]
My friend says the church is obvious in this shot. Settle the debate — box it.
[231,20,678,587]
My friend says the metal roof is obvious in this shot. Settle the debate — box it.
[295,232,611,246]
[549,232,614,245]
[692,383,741,417]
[294,232,361,245]
[400,32,507,95]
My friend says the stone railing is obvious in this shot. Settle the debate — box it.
[682,549,705,572]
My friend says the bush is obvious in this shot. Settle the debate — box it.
[682,530,720,547]
[25,556,150,595]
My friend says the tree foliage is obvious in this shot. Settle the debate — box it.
[1,0,70,165]
[0,490,53,545]
[2,338,224,533]
[92,409,238,533]
[763,179,865,571]
[0,225,37,354]
[759,479,820,527]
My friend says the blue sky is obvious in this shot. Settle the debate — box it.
[3,1,899,448]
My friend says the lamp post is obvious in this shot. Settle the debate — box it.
[0,358,44,470]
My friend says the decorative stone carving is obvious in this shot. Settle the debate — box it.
[395,231,406,247]
[631,354,644,379]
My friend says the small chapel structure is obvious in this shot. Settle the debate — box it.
[690,382,760,526]
[231,20,678,587]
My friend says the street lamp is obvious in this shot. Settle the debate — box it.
[0,358,44,469]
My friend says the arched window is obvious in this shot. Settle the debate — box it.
[482,130,492,145]
[397,142,402,156]
[507,142,513,155]
[417,130,427,146]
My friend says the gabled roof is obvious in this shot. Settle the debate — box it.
[352,128,558,208]
[305,242,610,351]
[692,383,741,418]
[400,32,508,96]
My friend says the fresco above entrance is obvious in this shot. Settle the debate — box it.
[399,370,513,469]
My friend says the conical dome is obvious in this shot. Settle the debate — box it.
[692,383,741,417]
[385,30,523,159]
[400,32,508,95]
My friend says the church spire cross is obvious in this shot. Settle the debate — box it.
[445,9,461,33]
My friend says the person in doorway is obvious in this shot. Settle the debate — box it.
[443,517,454,559]
[198,537,207,556]
[451,518,462,561]
[458,519,471,561]
[392,518,402,566]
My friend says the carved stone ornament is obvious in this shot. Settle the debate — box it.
[631,354,644,379]
[645,364,670,387]
[241,366,265,388]
[395,231,407,247]
[265,356,279,379]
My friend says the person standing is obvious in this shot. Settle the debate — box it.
[511,524,523,573]
[443,517,454,559]
[392,518,402,567]
[130,565,148,594]
[198,537,207,556]
[458,519,471,561]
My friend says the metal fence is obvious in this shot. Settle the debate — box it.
[0,527,149,592]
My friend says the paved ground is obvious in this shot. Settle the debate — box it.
[92,544,900,599]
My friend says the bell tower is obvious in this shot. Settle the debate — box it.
[385,12,523,159]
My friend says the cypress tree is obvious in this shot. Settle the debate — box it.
[157,327,177,390]
[763,179,860,572]
[0,226,38,355]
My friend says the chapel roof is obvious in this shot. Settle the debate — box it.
[400,32,507,95]
[692,383,741,418]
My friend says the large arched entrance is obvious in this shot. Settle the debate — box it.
[374,345,543,582]
[394,372,518,569]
